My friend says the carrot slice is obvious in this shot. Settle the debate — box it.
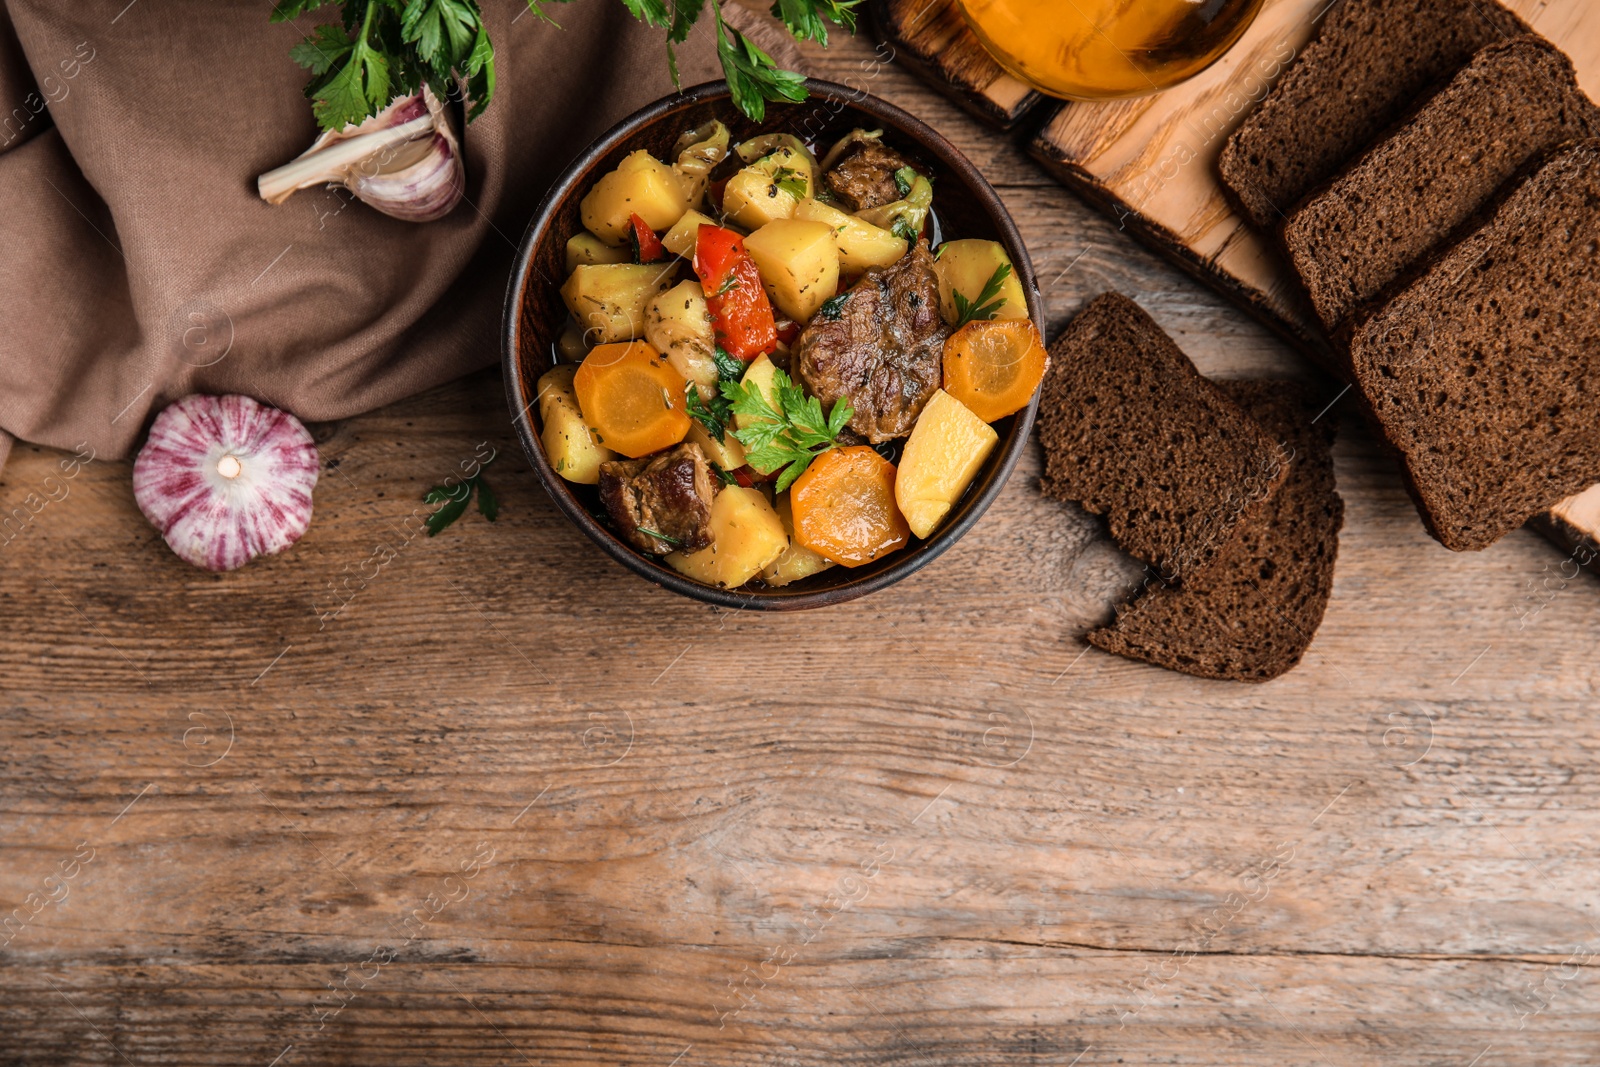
[572,341,691,458]
[790,446,910,567]
[941,319,1049,423]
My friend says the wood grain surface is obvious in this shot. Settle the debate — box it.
[5,23,1600,1067]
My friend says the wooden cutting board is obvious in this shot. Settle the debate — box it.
[870,0,1600,562]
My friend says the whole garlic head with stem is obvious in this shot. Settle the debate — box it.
[133,395,320,572]
[257,86,464,223]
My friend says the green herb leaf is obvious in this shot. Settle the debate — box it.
[891,216,919,243]
[951,261,1013,328]
[773,165,808,199]
[475,477,499,521]
[271,0,339,23]
[711,464,738,486]
[817,293,849,321]
[636,526,685,546]
[685,382,732,442]
[713,346,746,383]
[893,166,916,198]
[723,367,852,489]
[426,485,472,535]
[767,0,859,47]
[289,23,354,75]
[714,10,808,122]
[424,455,498,535]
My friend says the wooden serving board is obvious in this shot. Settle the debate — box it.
[871,0,1600,563]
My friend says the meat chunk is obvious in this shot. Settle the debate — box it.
[598,442,719,555]
[824,139,919,212]
[793,240,948,443]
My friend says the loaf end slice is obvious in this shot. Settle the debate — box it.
[1088,381,1343,683]
[1344,140,1600,551]
[1218,0,1530,229]
[1283,35,1600,330]
[1038,293,1290,584]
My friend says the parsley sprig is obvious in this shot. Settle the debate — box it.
[273,0,496,131]
[685,346,745,442]
[274,0,858,132]
[424,454,498,535]
[722,366,852,491]
[951,262,1013,328]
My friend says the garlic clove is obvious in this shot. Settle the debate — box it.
[133,394,319,572]
[256,86,464,223]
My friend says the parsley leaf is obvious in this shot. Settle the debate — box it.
[768,0,859,47]
[721,367,853,491]
[712,346,746,383]
[279,0,832,131]
[714,9,807,123]
[685,383,732,441]
[424,454,499,535]
[951,261,1013,328]
[817,293,849,321]
[893,166,916,197]
[773,165,809,199]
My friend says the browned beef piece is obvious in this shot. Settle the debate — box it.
[824,139,918,212]
[597,442,718,555]
[793,240,947,443]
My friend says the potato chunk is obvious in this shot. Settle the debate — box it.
[722,146,813,230]
[561,263,674,344]
[687,419,746,472]
[894,389,998,538]
[760,492,835,586]
[793,198,907,277]
[733,353,781,437]
[662,209,719,259]
[644,280,717,390]
[743,219,841,323]
[932,239,1029,326]
[666,486,788,588]
[566,232,631,272]
[580,150,691,245]
[537,364,615,484]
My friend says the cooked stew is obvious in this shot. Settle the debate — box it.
[536,121,1048,589]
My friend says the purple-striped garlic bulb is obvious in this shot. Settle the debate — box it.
[255,86,464,223]
[133,394,319,572]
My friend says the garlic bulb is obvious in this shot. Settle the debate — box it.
[257,86,464,223]
[133,395,319,572]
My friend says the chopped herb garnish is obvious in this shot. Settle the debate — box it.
[773,165,809,199]
[424,453,498,536]
[713,272,741,298]
[686,382,733,441]
[636,526,684,546]
[721,366,853,491]
[951,261,1013,328]
[893,166,916,198]
[711,464,738,486]
[712,346,745,383]
[817,293,849,321]
[891,217,919,243]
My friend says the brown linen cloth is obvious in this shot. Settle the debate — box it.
[0,0,721,473]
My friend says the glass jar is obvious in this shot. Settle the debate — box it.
[955,0,1267,100]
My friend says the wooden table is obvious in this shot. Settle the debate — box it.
[4,27,1599,1067]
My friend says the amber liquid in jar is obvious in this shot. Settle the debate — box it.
[956,0,1266,100]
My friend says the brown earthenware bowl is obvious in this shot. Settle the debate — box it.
[502,79,1043,611]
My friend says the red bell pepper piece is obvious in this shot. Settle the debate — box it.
[629,213,667,264]
[693,224,776,361]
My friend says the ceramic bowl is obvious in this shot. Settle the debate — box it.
[503,79,1043,610]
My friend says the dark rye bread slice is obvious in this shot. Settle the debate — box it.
[1217,0,1529,230]
[1038,293,1290,584]
[1344,140,1600,552]
[1088,381,1343,683]
[1283,36,1600,330]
